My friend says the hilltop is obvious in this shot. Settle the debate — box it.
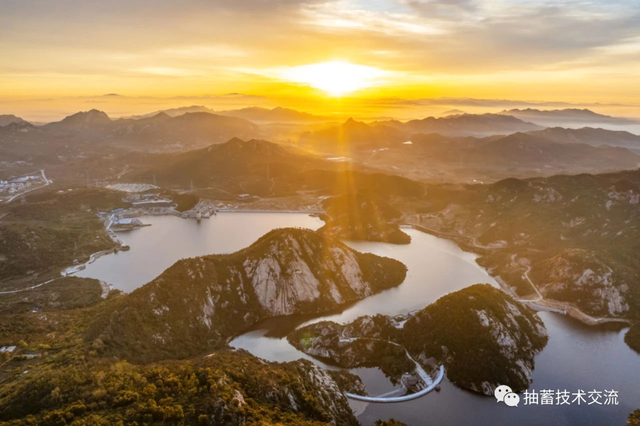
[109,112,259,148]
[400,284,548,394]
[218,106,330,123]
[44,109,112,133]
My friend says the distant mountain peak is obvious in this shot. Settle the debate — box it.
[43,109,112,131]
[65,109,111,122]
[0,114,27,126]
[0,121,38,134]
[441,109,466,116]
[151,111,170,120]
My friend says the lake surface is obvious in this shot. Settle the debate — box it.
[78,213,640,425]
[77,212,323,292]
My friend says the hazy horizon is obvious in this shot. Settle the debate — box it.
[3,94,640,125]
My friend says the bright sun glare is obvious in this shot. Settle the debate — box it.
[281,61,387,96]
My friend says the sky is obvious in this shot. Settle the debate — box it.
[1,0,640,121]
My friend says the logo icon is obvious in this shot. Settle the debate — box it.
[495,385,519,408]
[494,385,512,403]
[504,392,520,407]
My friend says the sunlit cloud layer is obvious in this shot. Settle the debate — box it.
[0,0,639,117]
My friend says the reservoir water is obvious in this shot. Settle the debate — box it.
[77,212,323,292]
[78,213,640,425]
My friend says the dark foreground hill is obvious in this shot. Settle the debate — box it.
[0,347,362,425]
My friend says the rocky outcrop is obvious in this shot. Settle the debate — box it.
[539,249,629,316]
[289,285,548,395]
[242,230,398,315]
[89,228,407,361]
[401,284,548,395]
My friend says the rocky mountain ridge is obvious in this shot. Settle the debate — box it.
[89,228,407,361]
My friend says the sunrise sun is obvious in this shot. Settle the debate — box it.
[280,61,387,96]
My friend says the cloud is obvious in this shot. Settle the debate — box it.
[161,45,248,58]
[479,3,640,55]
[301,0,444,35]
[135,67,197,77]
[404,0,479,19]
[1,0,640,104]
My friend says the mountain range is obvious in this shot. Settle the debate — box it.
[500,108,639,127]
[381,113,543,136]
[299,118,640,182]
[300,114,544,152]
[3,109,260,151]
[527,127,640,152]
[3,106,640,186]
[128,105,330,123]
